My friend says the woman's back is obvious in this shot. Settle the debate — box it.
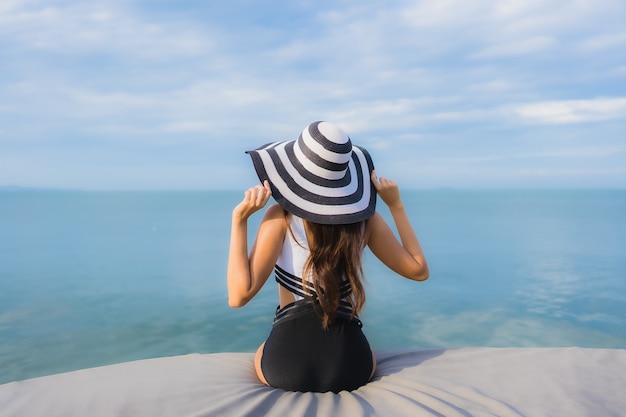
[274,214,361,325]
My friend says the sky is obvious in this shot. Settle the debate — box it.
[1,0,625,190]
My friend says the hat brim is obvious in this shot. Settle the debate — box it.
[246,141,376,225]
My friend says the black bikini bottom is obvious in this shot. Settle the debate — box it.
[260,300,373,393]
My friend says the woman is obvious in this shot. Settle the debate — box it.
[227,121,428,393]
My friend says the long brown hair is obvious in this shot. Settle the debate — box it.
[302,220,366,329]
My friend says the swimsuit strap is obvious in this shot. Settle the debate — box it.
[272,299,360,327]
[275,265,315,299]
[274,264,353,300]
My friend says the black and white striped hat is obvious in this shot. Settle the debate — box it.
[246,121,376,225]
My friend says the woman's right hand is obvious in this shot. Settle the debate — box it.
[233,180,272,221]
[371,170,402,209]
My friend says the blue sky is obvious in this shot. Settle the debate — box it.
[1,0,625,190]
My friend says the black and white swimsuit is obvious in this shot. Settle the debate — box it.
[272,215,357,325]
[260,215,373,393]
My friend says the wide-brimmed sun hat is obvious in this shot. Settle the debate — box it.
[246,121,376,225]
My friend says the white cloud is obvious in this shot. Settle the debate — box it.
[400,0,491,28]
[399,0,625,63]
[514,98,626,124]
[161,122,214,134]
[0,1,214,58]
[0,0,28,14]
[466,79,520,93]
[471,36,555,59]
[581,31,626,51]
[609,65,626,76]
[400,0,606,35]
[434,146,626,165]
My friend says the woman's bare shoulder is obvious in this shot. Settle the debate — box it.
[364,211,384,244]
[262,203,289,226]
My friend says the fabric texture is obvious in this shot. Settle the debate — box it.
[2,347,625,417]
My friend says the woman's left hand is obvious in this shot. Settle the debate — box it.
[233,180,272,221]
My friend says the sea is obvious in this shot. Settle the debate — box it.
[1,189,625,384]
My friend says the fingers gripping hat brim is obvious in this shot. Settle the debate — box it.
[246,123,376,225]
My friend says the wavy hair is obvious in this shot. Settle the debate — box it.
[302,220,366,329]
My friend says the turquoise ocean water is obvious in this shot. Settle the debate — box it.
[1,190,625,384]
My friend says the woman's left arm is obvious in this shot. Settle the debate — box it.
[227,182,286,307]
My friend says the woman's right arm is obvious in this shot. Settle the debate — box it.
[227,181,286,307]
[367,171,429,281]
